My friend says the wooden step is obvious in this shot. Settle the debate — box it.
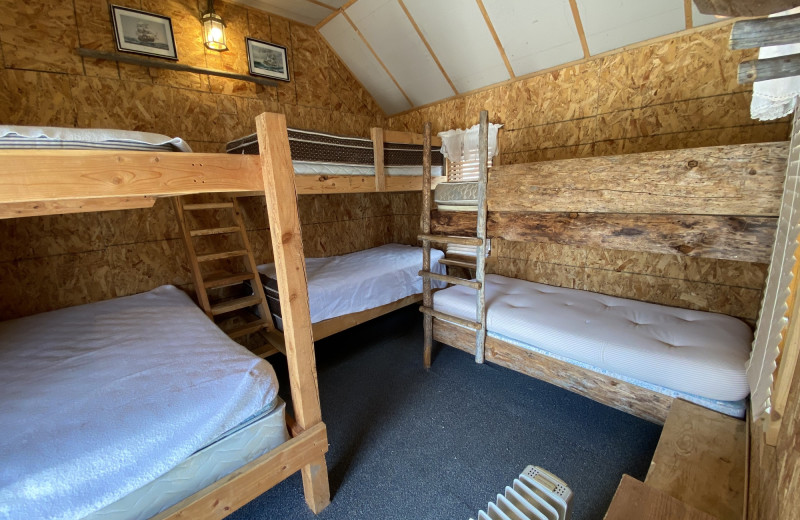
[190,226,240,237]
[644,399,746,520]
[419,306,481,330]
[225,319,268,339]
[419,270,481,289]
[203,271,255,289]
[196,250,248,263]
[210,295,262,315]
[182,202,234,210]
[439,257,477,269]
[417,233,483,246]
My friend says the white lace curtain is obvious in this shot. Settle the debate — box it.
[438,122,503,163]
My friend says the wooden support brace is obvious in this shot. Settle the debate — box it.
[739,54,800,84]
[371,127,385,192]
[730,13,800,49]
[419,270,482,289]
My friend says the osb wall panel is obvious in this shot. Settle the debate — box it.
[387,25,783,317]
[0,0,396,319]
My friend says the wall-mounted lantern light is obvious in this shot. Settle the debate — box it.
[202,0,227,51]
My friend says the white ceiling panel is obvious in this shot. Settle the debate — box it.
[484,0,584,76]
[347,0,454,107]
[403,0,509,93]
[320,14,411,115]
[230,0,333,25]
[691,3,723,27]
[576,0,686,55]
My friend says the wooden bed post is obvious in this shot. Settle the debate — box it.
[421,122,433,367]
[255,112,330,514]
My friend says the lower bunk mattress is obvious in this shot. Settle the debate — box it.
[433,274,752,417]
[258,243,447,326]
[0,286,285,520]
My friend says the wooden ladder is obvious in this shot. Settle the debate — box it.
[174,196,277,352]
[419,110,490,367]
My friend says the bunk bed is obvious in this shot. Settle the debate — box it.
[421,112,788,424]
[0,113,331,519]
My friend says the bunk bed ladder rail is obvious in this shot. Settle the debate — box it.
[419,110,490,366]
[173,195,276,351]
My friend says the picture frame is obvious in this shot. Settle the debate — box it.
[110,5,178,60]
[245,38,290,82]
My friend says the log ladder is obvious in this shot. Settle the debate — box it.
[174,196,278,355]
[419,110,490,366]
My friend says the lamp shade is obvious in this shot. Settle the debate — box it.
[202,10,227,51]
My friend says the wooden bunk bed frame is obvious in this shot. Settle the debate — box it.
[0,112,332,519]
[424,116,789,425]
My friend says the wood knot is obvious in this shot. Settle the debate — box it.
[748,168,757,176]
[281,231,293,244]
[676,244,694,255]
[687,160,699,168]
[568,212,578,219]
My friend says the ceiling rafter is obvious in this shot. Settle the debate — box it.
[568,0,590,58]
[684,0,694,28]
[316,0,360,30]
[342,9,415,108]
[475,0,514,79]
[306,0,336,11]
[397,0,459,96]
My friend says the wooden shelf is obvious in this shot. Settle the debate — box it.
[77,48,279,87]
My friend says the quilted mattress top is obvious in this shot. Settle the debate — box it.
[434,274,752,402]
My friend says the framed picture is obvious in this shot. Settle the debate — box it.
[110,5,178,60]
[245,38,290,82]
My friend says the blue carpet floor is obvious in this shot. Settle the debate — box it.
[229,306,662,520]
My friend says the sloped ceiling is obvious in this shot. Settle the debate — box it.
[234,0,723,115]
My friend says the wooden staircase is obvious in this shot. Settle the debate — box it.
[174,196,279,355]
[419,110,490,367]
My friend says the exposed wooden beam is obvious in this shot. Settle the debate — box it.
[739,53,800,84]
[684,0,694,29]
[398,0,458,95]
[342,10,415,108]
[316,0,360,30]
[0,196,155,219]
[569,0,591,58]
[383,129,442,147]
[730,13,800,49]
[475,0,515,78]
[371,127,386,191]
[431,210,776,263]
[694,0,800,17]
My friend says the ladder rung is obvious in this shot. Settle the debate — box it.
[419,306,482,330]
[439,258,477,269]
[190,226,240,237]
[182,202,234,210]
[225,319,268,339]
[211,295,262,315]
[196,250,248,262]
[418,234,483,246]
[419,270,481,289]
[203,271,255,289]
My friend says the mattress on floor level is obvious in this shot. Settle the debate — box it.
[226,128,443,174]
[258,243,446,325]
[434,274,752,403]
[434,181,479,210]
[85,399,289,520]
[0,286,279,520]
[0,125,191,151]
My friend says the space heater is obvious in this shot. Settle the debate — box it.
[472,466,573,520]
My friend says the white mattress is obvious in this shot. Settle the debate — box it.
[0,286,279,520]
[258,244,446,324]
[85,400,289,520]
[0,125,192,152]
[292,160,443,176]
[434,274,752,402]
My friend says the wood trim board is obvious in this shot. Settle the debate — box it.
[312,293,422,341]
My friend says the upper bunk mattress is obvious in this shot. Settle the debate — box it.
[434,274,752,403]
[258,244,446,324]
[226,128,443,176]
[0,126,192,152]
[434,181,478,210]
[0,286,278,520]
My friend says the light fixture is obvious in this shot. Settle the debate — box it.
[201,0,227,51]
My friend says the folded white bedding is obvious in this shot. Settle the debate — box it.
[434,274,752,402]
[0,286,278,520]
[0,125,192,152]
[258,244,446,324]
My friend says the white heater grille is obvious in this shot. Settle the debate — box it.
[473,466,572,520]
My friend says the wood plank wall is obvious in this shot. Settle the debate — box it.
[0,0,413,320]
[387,24,787,323]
